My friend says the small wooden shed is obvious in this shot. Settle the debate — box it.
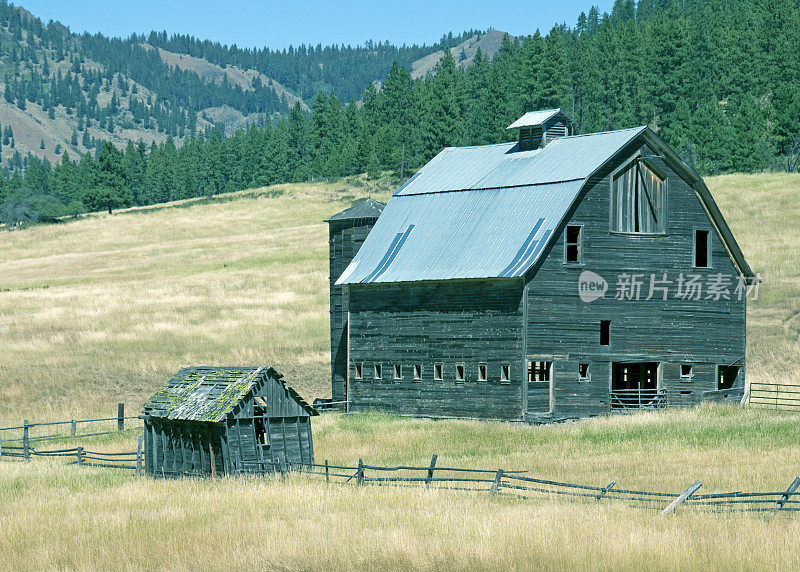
[140,366,317,477]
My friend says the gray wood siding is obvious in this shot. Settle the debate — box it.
[347,279,524,420]
[329,220,378,402]
[525,145,747,418]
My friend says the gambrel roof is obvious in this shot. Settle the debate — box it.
[337,126,754,285]
[141,366,316,422]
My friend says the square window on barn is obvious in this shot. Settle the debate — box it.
[500,365,510,383]
[477,364,487,381]
[694,230,711,268]
[680,364,694,380]
[611,158,666,234]
[578,363,590,381]
[373,363,382,380]
[354,363,363,379]
[434,363,443,381]
[717,366,739,390]
[528,361,551,383]
[600,320,611,346]
[565,225,582,264]
[393,364,402,380]
[455,364,465,382]
[413,364,422,380]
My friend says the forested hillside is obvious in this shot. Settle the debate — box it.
[1,0,799,224]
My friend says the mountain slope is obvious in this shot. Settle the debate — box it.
[411,29,511,79]
[142,44,309,112]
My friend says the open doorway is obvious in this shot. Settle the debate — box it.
[611,362,660,408]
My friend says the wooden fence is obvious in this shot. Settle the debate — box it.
[2,435,798,516]
[748,383,800,410]
[295,455,800,516]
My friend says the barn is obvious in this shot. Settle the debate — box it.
[141,366,317,476]
[327,109,756,422]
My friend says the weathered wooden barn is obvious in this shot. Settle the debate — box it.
[327,109,756,422]
[141,366,317,476]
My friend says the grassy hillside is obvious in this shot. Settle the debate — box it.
[0,172,797,423]
[0,172,799,569]
[0,175,397,423]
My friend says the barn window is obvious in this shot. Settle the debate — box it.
[455,364,465,382]
[717,366,739,390]
[680,364,694,380]
[354,363,363,379]
[434,363,443,381]
[611,158,666,234]
[578,363,590,381]
[565,225,582,263]
[528,361,551,383]
[373,363,382,380]
[500,365,510,383]
[413,364,422,380]
[600,320,611,346]
[694,230,711,268]
[477,364,487,381]
[393,364,402,380]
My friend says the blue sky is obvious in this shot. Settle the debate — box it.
[19,1,614,50]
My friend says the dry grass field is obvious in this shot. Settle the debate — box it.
[1,172,800,569]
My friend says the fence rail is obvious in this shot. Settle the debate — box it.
[296,455,799,516]
[0,404,137,460]
[749,383,800,410]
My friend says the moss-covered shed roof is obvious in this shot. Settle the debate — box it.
[140,366,315,422]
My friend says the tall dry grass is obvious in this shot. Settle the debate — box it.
[0,178,393,424]
[1,172,800,569]
[2,406,800,570]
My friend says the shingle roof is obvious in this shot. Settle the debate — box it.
[325,198,386,222]
[141,366,315,422]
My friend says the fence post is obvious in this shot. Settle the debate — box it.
[136,436,143,477]
[661,481,702,515]
[596,480,616,500]
[325,459,329,483]
[768,476,800,519]
[117,403,125,431]
[280,456,287,480]
[76,446,83,466]
[22,420,29,461]
[426,454,438,487]
[356,458,364,485]
[491,469,504,494]
[0,437,2,460]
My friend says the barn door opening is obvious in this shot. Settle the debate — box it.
[253,401,270,463]
[611,362,660,408]
[526,360,552,413]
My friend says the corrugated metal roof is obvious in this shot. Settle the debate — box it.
[506,108,563,129]
[141,366,316,422]
[337,181,583,284]
[395,127,646,196]
[325,198,385,222]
